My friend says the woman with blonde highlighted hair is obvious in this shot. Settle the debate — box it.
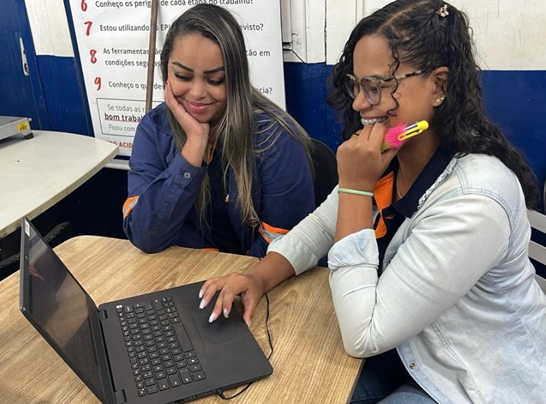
[123,4,314,256]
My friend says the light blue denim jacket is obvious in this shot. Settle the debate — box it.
[269,154,546,403]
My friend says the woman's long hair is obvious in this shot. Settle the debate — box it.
[327,0,539,208]
[160,4,312,225]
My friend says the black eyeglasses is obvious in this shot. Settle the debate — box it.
[344,70,427,105]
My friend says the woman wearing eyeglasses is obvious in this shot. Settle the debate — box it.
[200,1,546,402]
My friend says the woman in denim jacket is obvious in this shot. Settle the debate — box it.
[200,1,546,403]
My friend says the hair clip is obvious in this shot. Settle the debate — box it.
[436,5,449,18]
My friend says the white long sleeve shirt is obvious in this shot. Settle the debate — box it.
[268,153,546,403]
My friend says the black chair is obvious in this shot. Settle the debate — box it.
[310,138,338,208]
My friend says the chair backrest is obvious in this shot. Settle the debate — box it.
[309,139,338,208]
[528,210,546,293]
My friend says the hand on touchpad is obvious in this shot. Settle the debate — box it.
[192,312,245,347]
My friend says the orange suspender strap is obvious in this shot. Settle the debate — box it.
[123,196,139,218]
[373,172,395,239]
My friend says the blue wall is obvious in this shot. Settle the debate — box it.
[481,70,546,197]
[36,55,91,135]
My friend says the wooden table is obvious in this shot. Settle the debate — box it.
[0,131,118,238]
[0,236,362,403]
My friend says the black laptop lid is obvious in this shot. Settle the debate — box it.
[19,218,110,402]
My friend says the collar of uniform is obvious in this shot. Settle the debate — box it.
[154,102,174,135]
[392,148,452,218]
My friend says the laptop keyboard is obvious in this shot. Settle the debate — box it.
[116,296,206,398]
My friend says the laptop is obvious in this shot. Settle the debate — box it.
[19,217,272,403]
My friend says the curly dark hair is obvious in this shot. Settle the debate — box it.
[327,0,539,208]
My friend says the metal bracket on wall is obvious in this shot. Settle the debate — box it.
[19,38,30,76]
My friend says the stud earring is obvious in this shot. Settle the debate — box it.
[435,95,446,105]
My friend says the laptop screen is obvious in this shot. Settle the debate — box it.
[20,219,105,399]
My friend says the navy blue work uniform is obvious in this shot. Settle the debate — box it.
[123,103,315,257]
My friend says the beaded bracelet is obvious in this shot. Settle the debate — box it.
[338,187,373,197]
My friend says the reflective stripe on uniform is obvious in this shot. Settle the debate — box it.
[123,196,139,218]
[258,222,290,244]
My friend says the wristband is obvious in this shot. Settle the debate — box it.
[338,187,373,197]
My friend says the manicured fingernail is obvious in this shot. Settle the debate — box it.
[223,308,229,318]
[199,299,206,309]
[208,312,216,323]
[198,289,203,299]
[248,321,251,327]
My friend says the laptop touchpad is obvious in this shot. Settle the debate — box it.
[192,313,246,347]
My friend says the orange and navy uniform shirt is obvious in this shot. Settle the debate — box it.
[122,103,315,257]
[373,148,452,274]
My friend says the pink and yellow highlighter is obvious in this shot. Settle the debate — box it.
[380,120,429,153]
